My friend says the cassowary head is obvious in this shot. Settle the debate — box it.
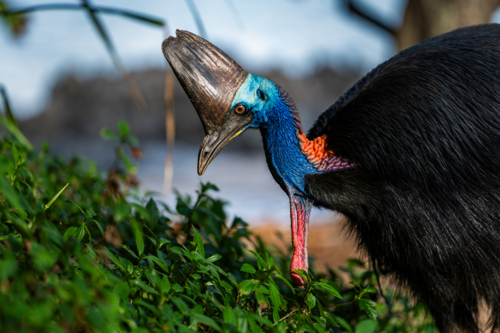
[162,30,279,175]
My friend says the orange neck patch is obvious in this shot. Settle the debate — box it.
[297,131,355,172]
[297,133,331,162]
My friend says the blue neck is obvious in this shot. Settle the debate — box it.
[259,95,319,196]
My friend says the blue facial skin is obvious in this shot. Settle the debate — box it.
[230,74,319,196]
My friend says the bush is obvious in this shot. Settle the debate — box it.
[0,122,436,332]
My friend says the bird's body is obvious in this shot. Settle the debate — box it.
[305,24,500,332]
[163,24,500,332]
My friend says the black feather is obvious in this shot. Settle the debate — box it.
[305,24,500,332]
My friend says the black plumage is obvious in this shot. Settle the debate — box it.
[306,24,500,332]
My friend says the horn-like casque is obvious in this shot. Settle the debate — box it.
[162,30,248,135]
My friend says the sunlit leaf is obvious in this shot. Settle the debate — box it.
[193,227,205,257]
[0,115,32,150]
[354,319,377,333]
[131,220,144,256]
[317,282,342,299]
[359,298,377,320]
[240,263,256,274]
[44,183,69,210]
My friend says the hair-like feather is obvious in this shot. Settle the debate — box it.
[306,24,500,332]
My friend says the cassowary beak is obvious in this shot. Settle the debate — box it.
[162,30,250,175]
[198,111,253,175]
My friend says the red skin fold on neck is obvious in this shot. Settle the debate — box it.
[290,195,312,287]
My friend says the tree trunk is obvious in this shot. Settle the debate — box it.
[397,0,500,51]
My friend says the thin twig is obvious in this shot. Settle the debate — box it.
[222,0,244,31]
[372,260,389,305]
[326,299,357,309]
[180,262,194,287]
[163,70,175,193]
[279,306,298,322]
[82,4,148,111]
[184,0,207,38]
[346,0,397,36]
[1,3,164,26]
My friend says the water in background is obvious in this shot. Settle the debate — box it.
[137,142,339,228]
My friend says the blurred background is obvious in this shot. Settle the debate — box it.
[2,0,500,268]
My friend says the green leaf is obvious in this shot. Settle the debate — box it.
[317,282,342,299]
[75,225,85,241]
[10,143,19,164]
[0,115,32,150]
[89,219,104,236]
[0,253,18,279]
[44,183,69,210]
[131,279,158,295]
[105,248,125,271]
[238,280,259,294]
[63,227,77,240]
[131,220,144,256]
[305,292,316,309]
[145,198,159,225]
[323,312,340,328]
[114,201,131,222]
[223,306,237,326]
[121,244,139,260]
[117,120,130,137]
[268,282,280,313]
[206,253,222,262]
[191,313,221,331]
[100,127,119,141]
[334,316,352,333]
[272,272,295,293]
[253,315,273,327]
[114,281,131,299]
[66,199,86,215]
[255,291,268,308]
[193,227,205,257]
[200,182,219,192]
[240,263,256,274]
[157,238,171,249]
[86,208,96,218]
[134,300,159,317]
[354,319,377,333]
[293,269,309,283]
[350,281,362,289]
[160,276,171,295]
[362,286,378,294]
[247,250,266,270]
[272,308,280,325]
[0,86,17,128]
[170,296,188,314]
[176,199,193,216]
[358,298,377,320]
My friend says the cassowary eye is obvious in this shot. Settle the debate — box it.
[257,89,265,101]
[234,104,247,114]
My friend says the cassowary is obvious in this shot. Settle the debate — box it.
[162,24,500,332]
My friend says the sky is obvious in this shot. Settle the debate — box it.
[0,0,407,118]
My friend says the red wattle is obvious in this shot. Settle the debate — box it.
[291,272,306,287]
[290,196,311,287]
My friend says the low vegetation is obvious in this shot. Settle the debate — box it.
[0,121,436,332]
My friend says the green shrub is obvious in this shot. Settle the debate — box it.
[0,121,436,332]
